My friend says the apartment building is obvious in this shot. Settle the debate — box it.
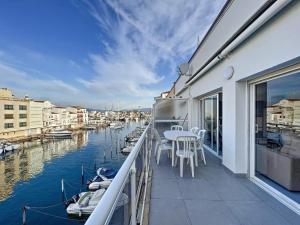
[73,106,88,127]
[66,107,79,128]
[42,101,54,129]
[50,107,68,129]
[0,88,29,139]
[155,0,300,215]
[27,100,44,136]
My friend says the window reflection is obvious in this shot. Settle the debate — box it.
[255,72,300,203]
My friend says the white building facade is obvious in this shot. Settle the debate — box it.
[27,100,44,136]
[168,0,300,214]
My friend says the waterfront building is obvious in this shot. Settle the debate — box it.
[42,100,54,129]
[73,106,88,127]
[153,0,300,216]
[50,107,70,129]
[0,88,30,139]
[66,107,79,129]
[27,100,44,136]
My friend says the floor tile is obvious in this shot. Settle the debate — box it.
[150,198,191,225]
[226,201,291,225]
[177,178,221,200]
[185,199,241,225]
[151,178,182,199]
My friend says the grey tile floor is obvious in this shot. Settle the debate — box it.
[149,150,300,225]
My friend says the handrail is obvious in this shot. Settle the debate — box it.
[182,113,188,127]
[85,123,151,225]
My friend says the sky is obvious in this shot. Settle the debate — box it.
[0,0,226,110]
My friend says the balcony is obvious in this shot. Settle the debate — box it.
[149,150,300,225]
[84,122,299,225]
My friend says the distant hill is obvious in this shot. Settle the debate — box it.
[121,108,152,112]
[87,108,152,112]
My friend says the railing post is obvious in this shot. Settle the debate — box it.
[130,161,137,225]
[145,133,148,169]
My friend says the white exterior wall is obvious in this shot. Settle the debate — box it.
[28,101,43,135]
[189,0,268,75]
[174,1,300,174]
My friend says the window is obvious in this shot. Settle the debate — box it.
[4,123,14,129]
[19,105,27,110]
[255,72,300,204]
[4,105,14,110]
[4,114,14,119]
[19,114,27,119]
[19,122,27,127]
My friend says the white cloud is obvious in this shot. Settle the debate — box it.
[0,0,226,109]
[81,0,226,105]
[0,62,78,97]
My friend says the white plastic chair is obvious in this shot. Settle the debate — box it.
[171,125,183,131]
[153,128,169,156]
[190,127,199,134]
[175,136,197,178]
[155,130,172,165]
[196,130,206,165]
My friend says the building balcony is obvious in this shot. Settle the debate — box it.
[149,150,299,225]
[84,123,299,225]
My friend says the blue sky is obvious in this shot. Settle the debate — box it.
[0,0,225,109]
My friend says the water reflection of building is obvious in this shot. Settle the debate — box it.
[267,99,300,128]
[0,131,88,201]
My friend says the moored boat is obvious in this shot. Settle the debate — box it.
[66,189,128,216]
[88,179,112,190]
[96,167,117,179]
[45,130,72,138]
[121,145,133,155]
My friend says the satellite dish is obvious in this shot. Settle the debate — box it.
[178,63,190,76]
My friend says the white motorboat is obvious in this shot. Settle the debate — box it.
[0,142,16,154]
[88,180,112,190]
[45,130,72,138]
[66,189,128,216]
[4,145,13,151]
[66,189,105,215]
[126,137,139,143]
[87,167,117,190]
[121,145,133,155]
[11,143,20,150]
[84,126,96,130]
[110,122,123,129]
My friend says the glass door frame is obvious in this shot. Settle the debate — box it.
[249,69,300,215]
[200,92,222,158]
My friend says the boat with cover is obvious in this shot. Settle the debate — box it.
[97,167,117,179]
[66,189,128,216]
[86,167,117,190]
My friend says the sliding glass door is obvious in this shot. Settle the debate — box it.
[202,93,222,156]
[254,72,300,205]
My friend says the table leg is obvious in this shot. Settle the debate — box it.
[172,140,175,167]
[194,140,198,167]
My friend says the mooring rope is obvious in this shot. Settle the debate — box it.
[25,207,86,222]
[26,202,64,209]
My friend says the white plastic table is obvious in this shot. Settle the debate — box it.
[163,130,198,167]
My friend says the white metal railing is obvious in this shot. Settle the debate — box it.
[85,123,152,225]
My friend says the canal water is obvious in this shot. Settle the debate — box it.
[0,122,139,225]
